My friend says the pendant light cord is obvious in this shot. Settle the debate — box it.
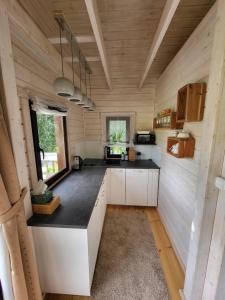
[84,66,87,96]
[89,72,91,98]
[79,50,82,91]
[70,33,75,85]
[59,25,64,77]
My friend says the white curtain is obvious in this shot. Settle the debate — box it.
[31,96,68,116]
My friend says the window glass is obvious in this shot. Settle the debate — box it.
[30,102,69,186]
[37,113,66,180]
[106,117,130,144]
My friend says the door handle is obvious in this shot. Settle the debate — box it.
[38,147,45,160]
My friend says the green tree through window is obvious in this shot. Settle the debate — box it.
[37,113,57,152]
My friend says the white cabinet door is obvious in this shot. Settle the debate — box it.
[98,178,107,232]
[87,196,102,284]
[109,168,125,205]
[88,173,107,284]
[126,169,148,206]
[148,169,159,206]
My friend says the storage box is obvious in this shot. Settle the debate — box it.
[32,196,60,215]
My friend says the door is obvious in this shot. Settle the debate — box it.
[109,168,125,205]
[148,169,159,206]
[126,169,148,206]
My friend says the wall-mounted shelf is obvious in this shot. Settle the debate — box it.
[177,83,206,123]
[167,136,195,158]
[154,112,183,130]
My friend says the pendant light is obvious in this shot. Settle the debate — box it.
[88,102,96,111]
[53,24,74,97]
[69,45,83,103]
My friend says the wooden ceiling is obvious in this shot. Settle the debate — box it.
[17,0,215,89]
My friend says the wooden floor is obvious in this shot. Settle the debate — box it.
[45,207,184,300]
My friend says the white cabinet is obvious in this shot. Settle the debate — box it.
[108,167,159,207]
[88,184,105,283]
[148,169,159,206]
[30,172,108,296]
[108,168,125,205]
[126,169,148,206]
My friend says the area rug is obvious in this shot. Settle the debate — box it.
[91,208,169,300]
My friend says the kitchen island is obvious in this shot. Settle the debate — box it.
[28,159,159,296]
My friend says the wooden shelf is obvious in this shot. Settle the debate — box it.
[177,83,206,123]
[167,136,195,158]
[154,112,183,130]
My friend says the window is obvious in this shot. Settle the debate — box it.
[106,116,130,154]
[30,100,69,186]
[106,116,130,143]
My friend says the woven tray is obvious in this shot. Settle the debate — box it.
[32,196,60,215]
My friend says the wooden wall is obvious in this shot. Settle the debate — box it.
[84,86,155,157]
[154,5,216,269]
[11,33,86,185]
[1,0,86,217]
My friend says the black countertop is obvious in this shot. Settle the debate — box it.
[83,158,159,169]
[27,159,159,229]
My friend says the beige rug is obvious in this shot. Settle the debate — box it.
[91,209,169,300]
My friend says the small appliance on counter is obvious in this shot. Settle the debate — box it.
[104,146,125,164]
[135,131,156,145]
[72,155,83,170]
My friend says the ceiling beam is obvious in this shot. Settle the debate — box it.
[84,0,112,89]
[48,35,96,44]
[138,0,180,88]
[64,56,100,63]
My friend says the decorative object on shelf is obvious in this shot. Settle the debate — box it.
[167,136,195,158]
[157,108,172,117]
[170,130,178,137]
[177,131,190,139]
[154,111,183,129]
[32,196,60,215]
[177,83,206,123]
[53,23,74,97]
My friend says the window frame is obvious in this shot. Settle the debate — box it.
[101,112,135,145]
[29,100,69,187]
[106,116,130,143]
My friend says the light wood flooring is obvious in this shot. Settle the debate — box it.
[45,207,184,300]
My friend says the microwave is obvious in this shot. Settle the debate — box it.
[135,132,155,145]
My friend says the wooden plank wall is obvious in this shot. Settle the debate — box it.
[84,86,155,157]
[1,1,86,217]
[11,36,86,181]
[154,5,216,269]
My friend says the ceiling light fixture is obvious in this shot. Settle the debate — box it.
[53,24,74,97]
